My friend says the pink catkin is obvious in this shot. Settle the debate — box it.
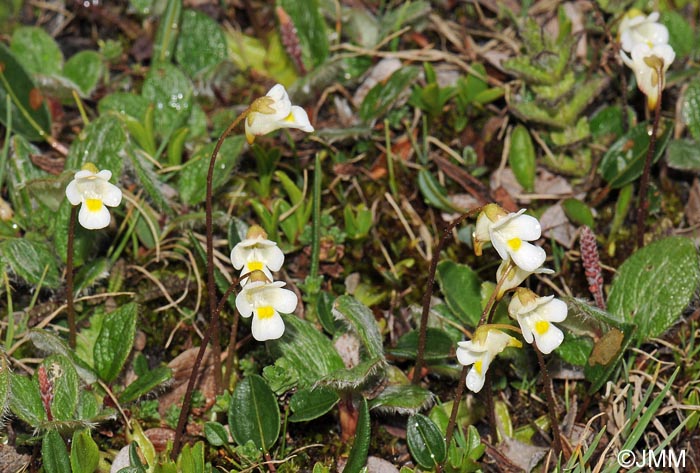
[580,226,606,310]
[276,6,306,75]
[37,365,54,421]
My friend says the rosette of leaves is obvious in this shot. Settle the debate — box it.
[502,6,607,177]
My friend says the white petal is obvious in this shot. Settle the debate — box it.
[65,180,81,205]
[495,213,542,241]
[532,323,564,354]
[538,298,568,323]
[74,169,95,179]
[96,170,113,181]
[288,106,314,132]
[466,366,486,393]
[484,330,514,354]
[259,244,285,271]
[517,315,535,344]
[235,290,253,318]
[509,243,546,273]
[78,203,111,229]
[230,244,247,269]
[268,287,298,314]
[251,312,285,341]
[456,345,481,366]
[101,182,122,207]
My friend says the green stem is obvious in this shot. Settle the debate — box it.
[66,205,78,349]
[309,153,323,283]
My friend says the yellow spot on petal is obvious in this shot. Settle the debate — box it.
[257,306,274,320]
[248,261,263,272]
[284,112,296,123]
[507,237,522,251]
[85,198,102,212]
[535,320,550,335]
[474,360,483,375]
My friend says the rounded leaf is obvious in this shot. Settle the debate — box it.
[509,125,536,192]
[407,413,447,469]
[229,374,280,452]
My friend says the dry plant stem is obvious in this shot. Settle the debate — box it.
[65,205,78,349]
[635,87,662,248]
[412,208,481,384]
[535,346,563,456]
[444,365,469,447]
[172,112,248,459]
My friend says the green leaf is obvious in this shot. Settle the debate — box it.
[28,329,98,385]
[177,136,245,206]
[177,442,205,473]
[332,295,384,361]
[319,357,385,390]
[267,316,345,389]
[418,169,459,213]
[0,354,10,423]
[42,429,71,473]
[74,257,111,294]
[204,421,230,447]
[436,260,482,327]
[229,374,280,452]
[599,120,673,189]
[660,11,694,59]
[142,63,193,134]
[407,413,447,469]
[11,26,63,75]
[66,114,127,175]
[556,333,593,366]
[9,373,44,427]
[63,51,103,96]
[118,366,172,404]
[126,146,171,214]
[509,125,536,192]
[590,105,625,141]
[0,238,60,288]
[369,385,434,415]
[607,237,700,342]
[359,66,419,122]
[175,9,227,76]
[343,397,370,473]
[98,93,149,122]
[387,328,454,361]
[277,0,330,69]
[70,429,99,473]
[152,0,182,66]
[289,387,339,422]
[41,355,79,421]
[561,198,594,228]
[682,79,700,141]
[666,138,700,172]
[94,303,138,383]
[0,42,52,141]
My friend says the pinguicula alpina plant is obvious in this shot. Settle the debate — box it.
[413,204,568,463]
[617,9,675,248]
[235,271,298,342]
[64,162,123,348]
[172,84,313,458]
[230,224,285,284]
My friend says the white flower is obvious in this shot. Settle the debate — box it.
[235,278,298,341]
[245,84,314,144]
[230,225,284,283]
[65,164,122,230]
[508,288,567,355]
[618,11,669,53]
[474,204,546,272]
[457,327,521,393]
[495,258,554,299]
[620,42,675,110]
